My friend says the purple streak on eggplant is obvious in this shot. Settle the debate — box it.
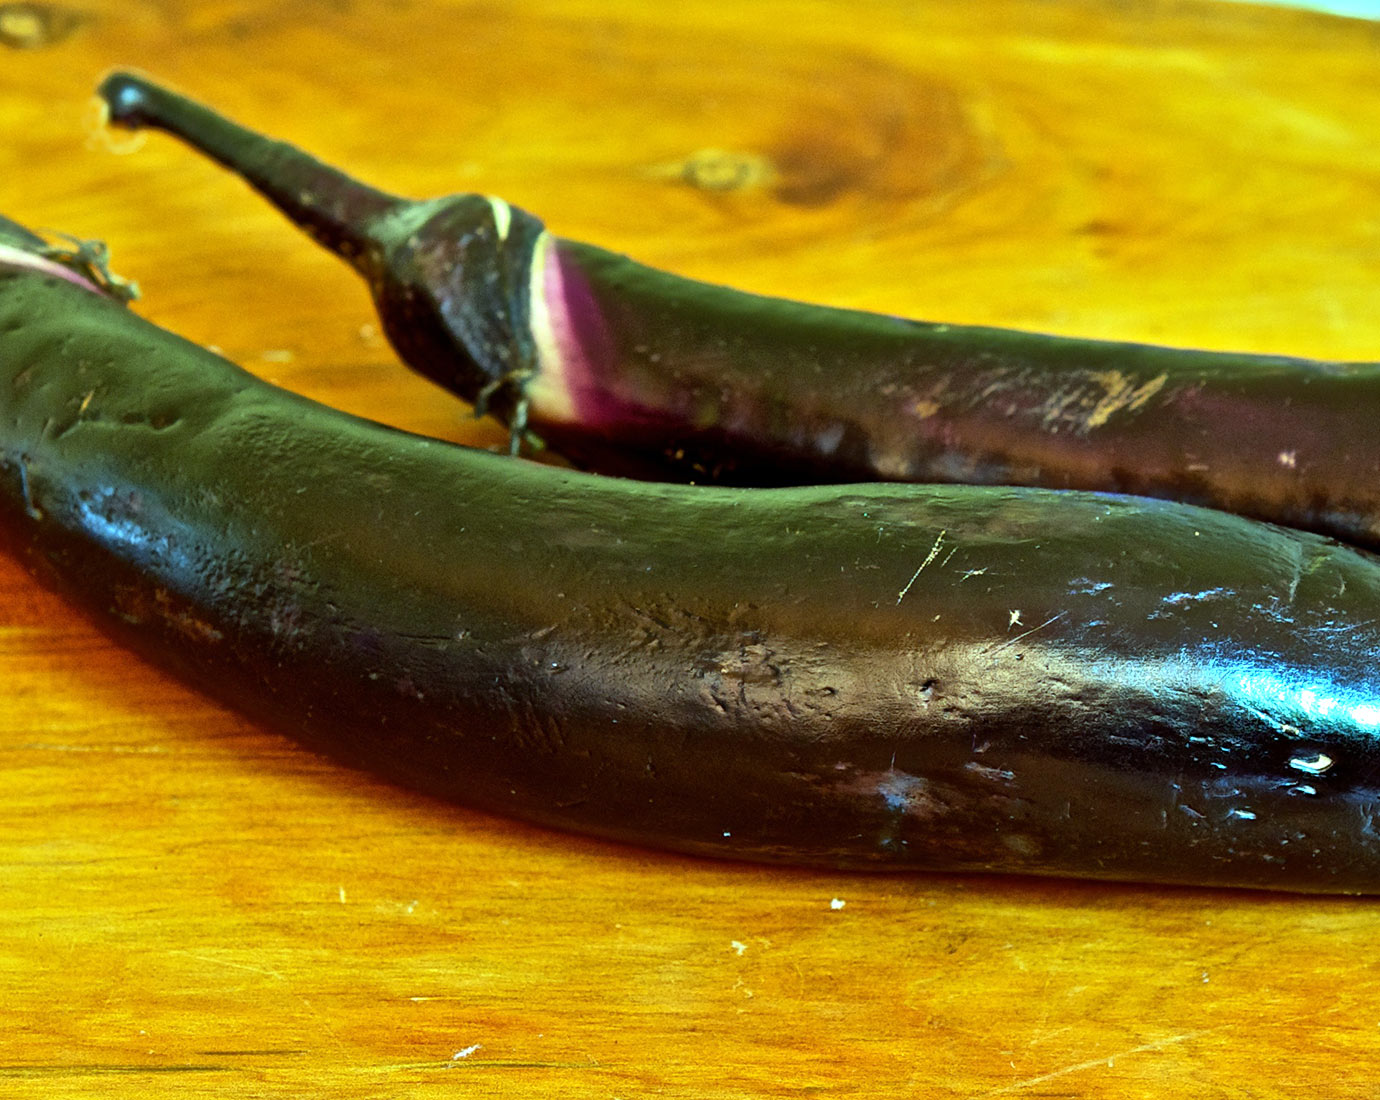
[7,210,1380,891]
[95,71,1380,548]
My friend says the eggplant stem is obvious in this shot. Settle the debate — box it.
[474,368,536,454]
[38,231,139,302]
[96,70,402,272]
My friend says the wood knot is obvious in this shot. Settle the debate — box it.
[765,60,995,209]
[0,2,87,49]
[654,52,997,213]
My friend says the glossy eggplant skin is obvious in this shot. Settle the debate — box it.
[6,216,1380,891]
[97,71,1380,549]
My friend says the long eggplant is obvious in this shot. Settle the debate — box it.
[96,70,1380,551]
[5,210,1380,891]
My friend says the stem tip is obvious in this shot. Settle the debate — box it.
[97,70,155,129]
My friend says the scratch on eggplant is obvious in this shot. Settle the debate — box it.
[1083,370,1168,430]
[16,453,40,520]
[991,611,1067,657]
[896,528,947,604]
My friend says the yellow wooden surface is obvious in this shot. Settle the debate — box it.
[2,0,1380,1095]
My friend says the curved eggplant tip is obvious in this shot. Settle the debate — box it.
[96,70,155,129]
[89,69,403,270]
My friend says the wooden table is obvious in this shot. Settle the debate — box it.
[2,0,1379,1094]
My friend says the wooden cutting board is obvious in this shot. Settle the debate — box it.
[2,0,1379,1095]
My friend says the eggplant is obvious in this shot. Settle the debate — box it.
[96,70,1380,551]
[5,209,1380,891]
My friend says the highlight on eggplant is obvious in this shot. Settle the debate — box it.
[95,70,1380,550]
[6,206,1380,893]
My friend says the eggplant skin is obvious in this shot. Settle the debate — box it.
[95,71,1380,552]
[5,237,1380,892]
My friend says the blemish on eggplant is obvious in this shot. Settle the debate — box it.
[1070,578,1113,596]
[1001,834,1041,858]
[871,770,946,819]
[963,761,1014,783]
[1150,587,1233,619]
[1289,751,1334,775]
[152,587,225,644]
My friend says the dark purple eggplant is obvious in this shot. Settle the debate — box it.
[96,70,1380,550]
[6,210,1380,891]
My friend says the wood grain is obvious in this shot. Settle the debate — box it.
[2,0,1380,1095]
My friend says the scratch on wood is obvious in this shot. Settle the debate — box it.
[350,1058,602,1073]
[0,1063,231,1077]
[20,741,171,754]
[168,951,349,1054]
[979,1029,1213,1096]
[897,529,947,604]
[167,951,286,981]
